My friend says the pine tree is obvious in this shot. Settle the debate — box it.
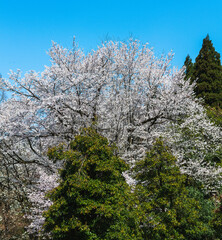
[43,127,142,240]
[192,35,222,107]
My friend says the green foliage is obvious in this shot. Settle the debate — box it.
[42,130,222,240]
[187,187,215,237]
[43,127,142,240]
[133,139,215,240]
[184,55,194,81]
[205,107,222,166]
[206,106,222,127]
[204,147,222,167]
[185,35,222,107]
[211,194,222,239]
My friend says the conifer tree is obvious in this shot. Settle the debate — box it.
[184,54,194,80]
[189,35,222,107]
[133,139,214,240]
[43,127,142,240]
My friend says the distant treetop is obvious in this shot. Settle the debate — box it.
[184,35,222,107]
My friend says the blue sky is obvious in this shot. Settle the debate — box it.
[1,0,222,78]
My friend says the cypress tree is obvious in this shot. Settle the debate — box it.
[133,139,214,240]
[43,127,142,240]
[184,54,194,81]
[192,35,222,107]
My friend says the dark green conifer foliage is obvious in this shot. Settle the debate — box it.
[192,35,222,107]
[43,128,142,240]
[184,54,194,80]
[133,139,214,240]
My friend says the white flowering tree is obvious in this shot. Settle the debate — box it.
[26,168,58,238]
[0,38,221,235]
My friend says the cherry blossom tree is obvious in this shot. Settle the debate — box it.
[0,38,221,235]
[26,168,58,239]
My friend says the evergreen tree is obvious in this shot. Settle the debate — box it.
[184,54,194,80]
[43,127,142,240]
[192,35,222,107]
[133,139,214,240]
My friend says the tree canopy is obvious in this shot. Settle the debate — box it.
[133,139,214,240]
[43,127,142,240]
[0,38,221,239]
[184,35,222,107]
[184,54,194,81]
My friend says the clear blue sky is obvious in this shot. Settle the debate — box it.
[1,0,222,78]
